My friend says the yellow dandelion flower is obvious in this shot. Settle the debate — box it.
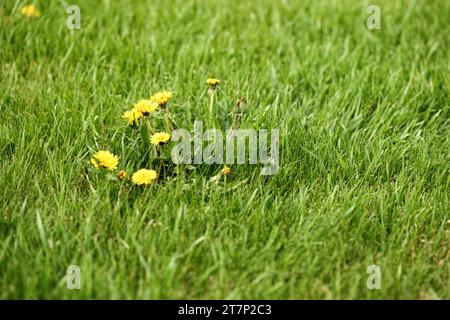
[206,78,220,87]
[21,5,40,17]
[117,170,127,180]
[150,132,171,145]
[90,150,119,170]
[151,91,173,107]
[221,166,231,176]
[210,166,231,183]
[134,99,158,115]
[132,169,157,185]
[122,108,143,125]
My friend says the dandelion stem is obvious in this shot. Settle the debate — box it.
[147,120,155,135]
[157,159,164,180]
[163,114,173,132]
[209,93,215,121]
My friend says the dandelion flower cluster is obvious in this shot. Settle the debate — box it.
[122,91,172,126]
[21,5,40,17]
[150,132,171,145]
[132,169,157,185]
[89,79,231,188]
[90,150,119,170]
[151,91,173,107]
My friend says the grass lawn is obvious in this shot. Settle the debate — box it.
[0,0,449,299]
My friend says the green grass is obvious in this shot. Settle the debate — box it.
[0,0,449,299]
